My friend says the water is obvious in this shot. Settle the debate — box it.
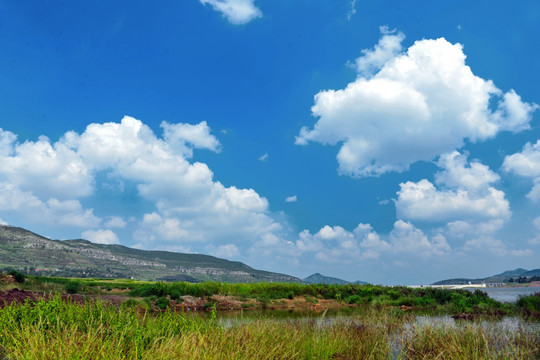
[469,286,540,302]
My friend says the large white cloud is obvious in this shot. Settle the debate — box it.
[0,129,92,200]
[199,0,262,25]
[288,220,447,264]
[0,183,100,228]
[296,30,538,177]
[396,152,510,222]
[0,116,284,255]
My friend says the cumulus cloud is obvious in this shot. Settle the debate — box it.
[291,220,447,264]
[285,195,297,203]
[503,139,540,177]
[0,129,92,200]
[200,0,262,25]
[396,152,510,222]
[0,116,285,256]
[297,29,537,177]
[105,216,127,228]
[350,26,405,76]
[258,153,269,162]
[209,244,240,258]
[82,229,120,245]
[0,183,100,228]
[503,139,540,202]
[161,121,221,158]
[389,220,450,257]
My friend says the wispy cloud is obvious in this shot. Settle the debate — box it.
[285,195,297,203]
[347,0,357,20]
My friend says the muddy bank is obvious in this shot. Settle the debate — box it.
[0,288,86,307]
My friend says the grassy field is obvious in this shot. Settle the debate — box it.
[1,273,540,359]
[5,274,522,315]
[0,295,538,359]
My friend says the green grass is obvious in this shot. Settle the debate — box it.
[2,274,521,316]
[0,296,537,359]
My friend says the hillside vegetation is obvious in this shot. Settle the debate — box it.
[0,225,300,283]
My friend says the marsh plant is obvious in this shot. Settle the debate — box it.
[0,296,538,359]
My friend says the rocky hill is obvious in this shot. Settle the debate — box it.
[433,268,540,285]
[0,225,301,283]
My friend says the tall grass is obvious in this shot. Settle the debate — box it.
[401,322,540,359]
[0,295,537,359]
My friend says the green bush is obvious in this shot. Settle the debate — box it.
[516,292,540,316]
[155,296,170,310]
[7,270,25,283]
[65,281,81,294]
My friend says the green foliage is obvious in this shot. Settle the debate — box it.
[65,280,81,294]
[155,296,170,310]
[516,292,540,316]
[7,270,25,283]
[0,297,536,359]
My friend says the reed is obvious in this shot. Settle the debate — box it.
[0,293,538,359]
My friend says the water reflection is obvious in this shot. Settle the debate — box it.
[470,286,540,303]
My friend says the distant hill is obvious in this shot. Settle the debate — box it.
[523,269,540,277]
[302,273,367,285]
[351,280,368,285]
[0,225,301,283]
[433,268,540,285]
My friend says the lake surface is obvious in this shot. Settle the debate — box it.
[469,286,540,302]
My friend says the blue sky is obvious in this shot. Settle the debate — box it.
[0,0,539,284]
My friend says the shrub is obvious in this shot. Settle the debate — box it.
[155,296,170,310]
[7,270,25,283]
[65,281,81,294]
[516,292,540,316]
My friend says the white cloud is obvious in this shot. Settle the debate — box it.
[0,116,286,256]
[209,244,240,258]
[396,152,510,222]
[350,26,404,76]
[200,0,262,25]
[347,0,357,20]
[285,195,297,203]
[463,236,507,256]
[161,120,221,158]
[445,219,504,239]
[502,139,540,202]
[0,183,100,228]
[105,216,127,228]
[82,229,120,245]
[435,151,499,190]
[291,220,447,264]
[389,220,450,257]
[503,139,540,177]
[258,153,269,162]
[397,180,509,222]
[0,130,92,200]
[297,30,537,177]
[526,179,540,202]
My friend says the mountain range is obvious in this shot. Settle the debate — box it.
[433,268,540,285]
[0,225,301,283]
[302,273,367,285]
